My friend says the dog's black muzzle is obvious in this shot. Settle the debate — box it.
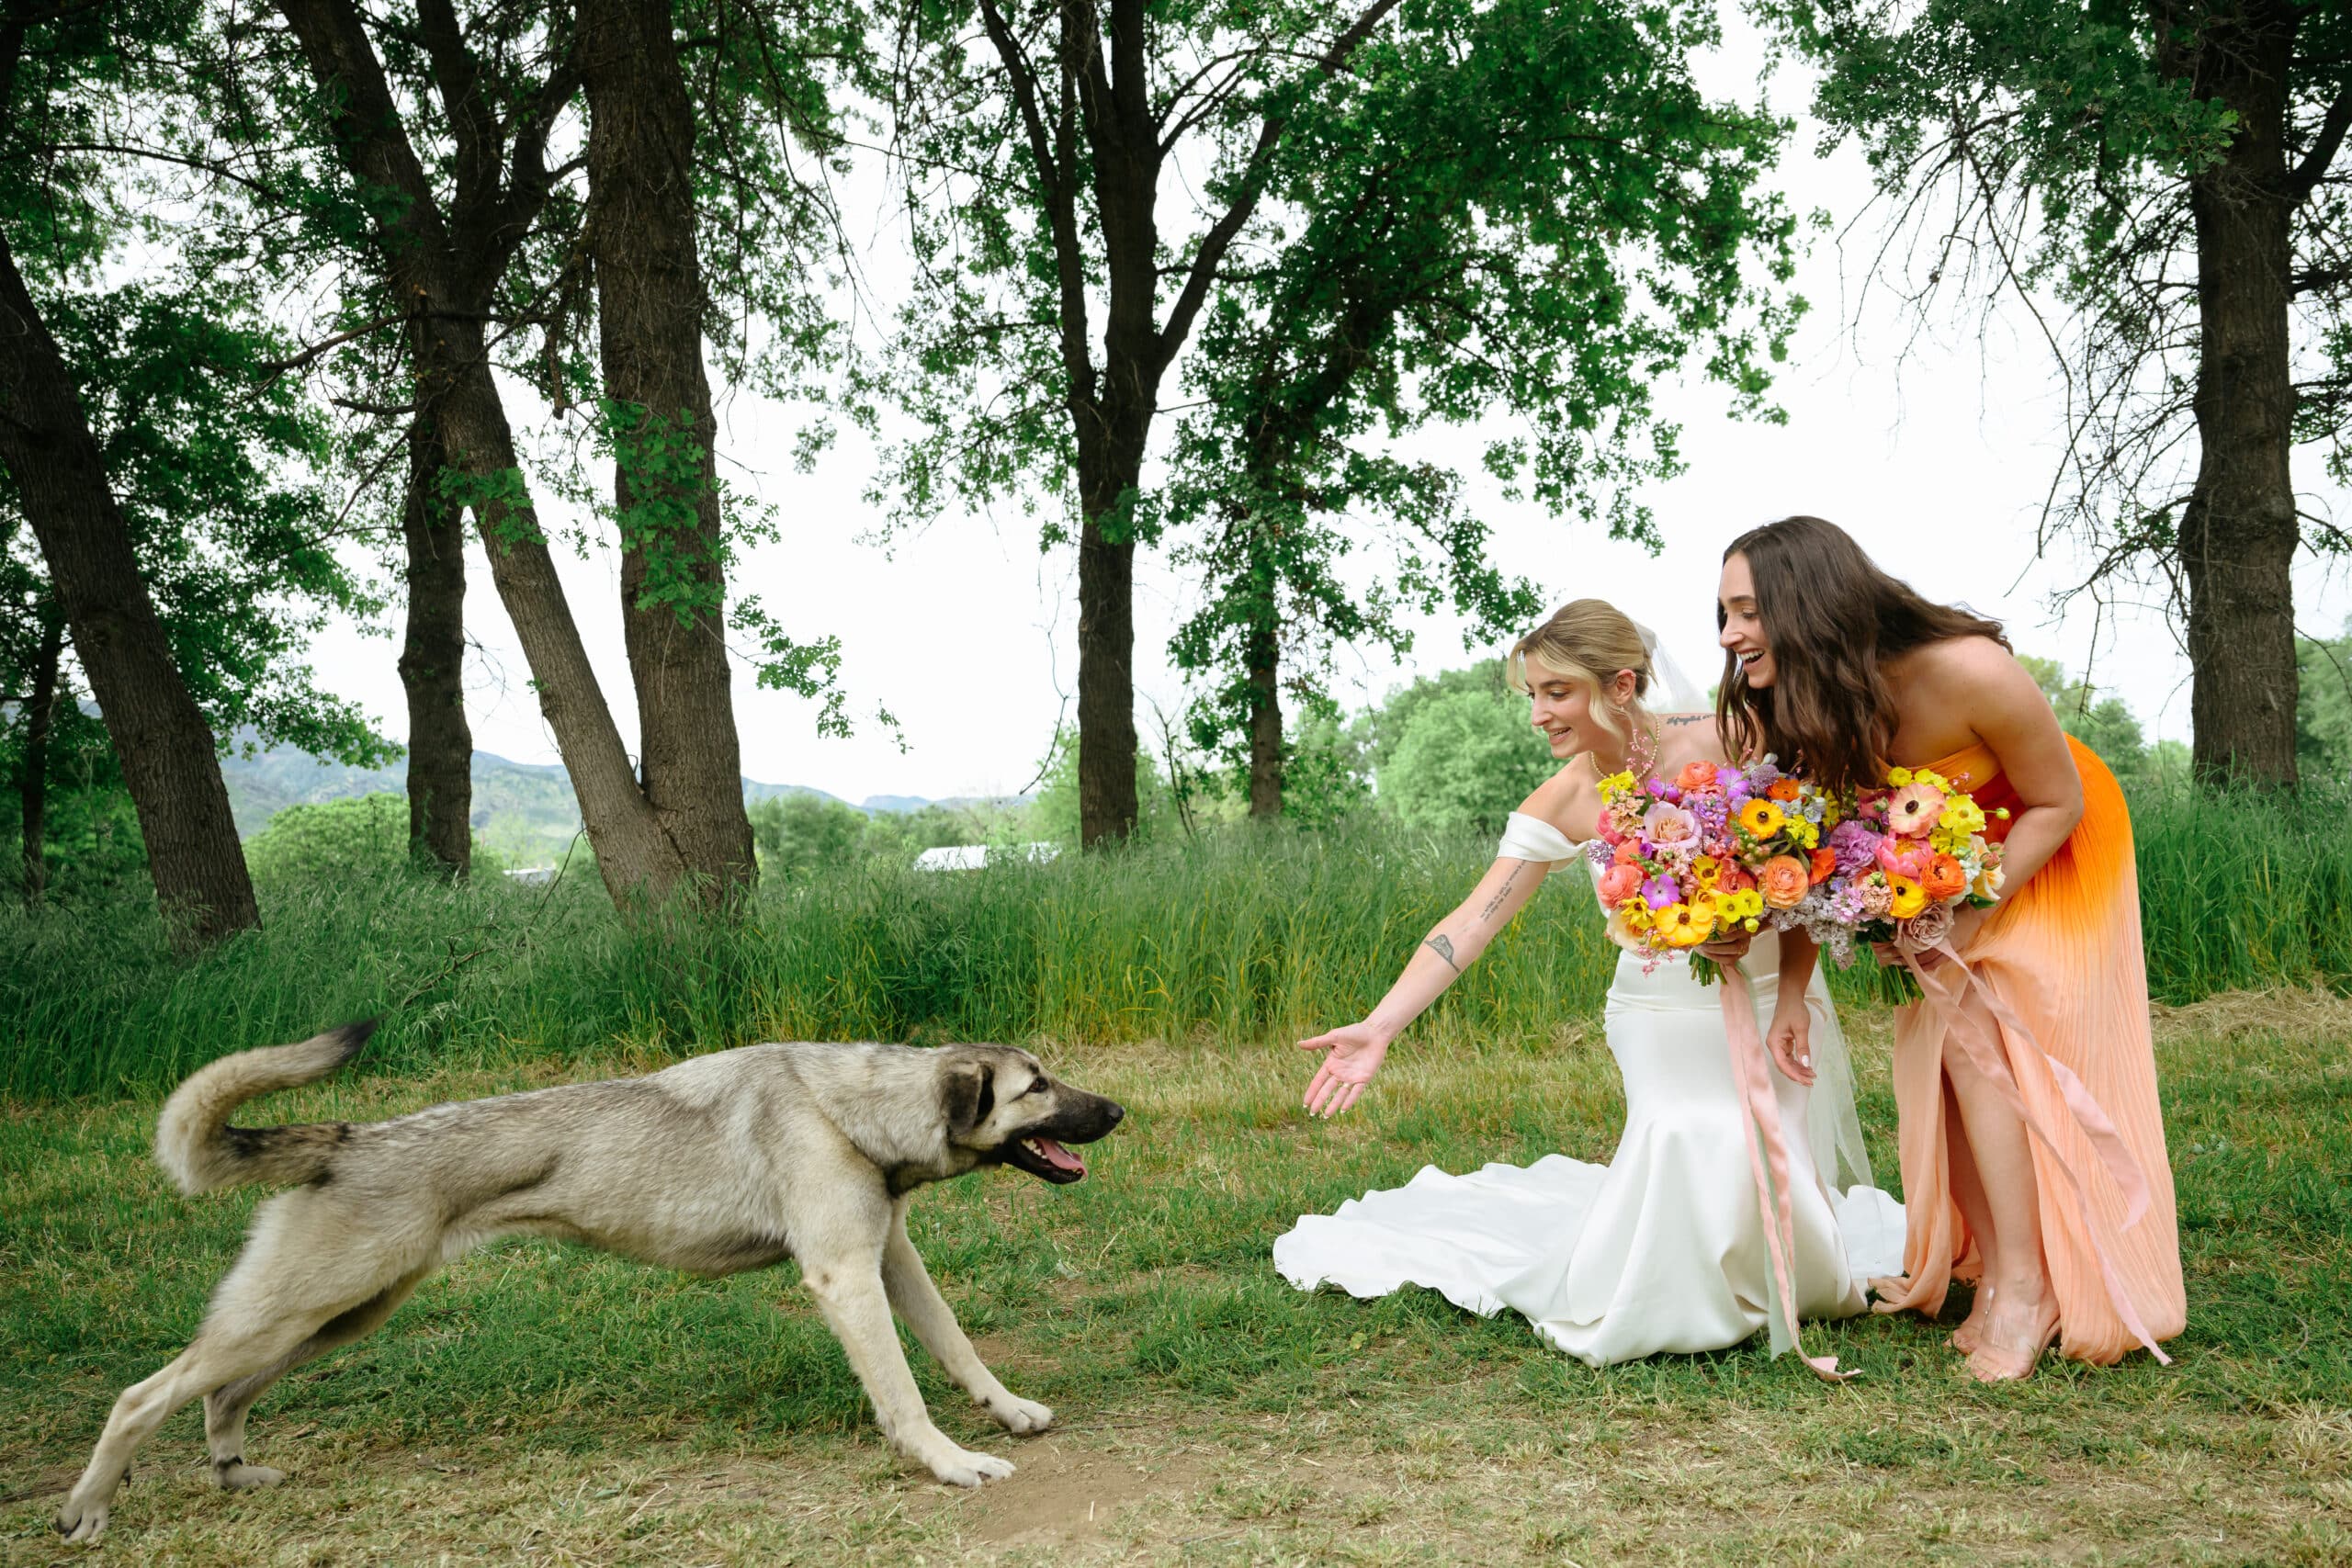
[1000,1090,1125,1184]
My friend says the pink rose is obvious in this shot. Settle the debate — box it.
[1642,801,1700,848]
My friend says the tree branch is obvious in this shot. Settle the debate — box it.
[1155,0,1402,372]
[2288,85,2352,203]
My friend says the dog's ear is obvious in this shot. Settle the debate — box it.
[942,1056,996,1138]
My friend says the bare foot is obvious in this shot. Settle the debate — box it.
[1950,1284,1995,1354]
[1965,1288,2059,1383]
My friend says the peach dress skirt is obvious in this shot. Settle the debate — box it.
[1876,736,2186,1364]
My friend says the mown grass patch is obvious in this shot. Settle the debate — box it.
[3,990,2346,1562]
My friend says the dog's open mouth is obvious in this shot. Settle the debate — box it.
[1004,1135,1089,1184]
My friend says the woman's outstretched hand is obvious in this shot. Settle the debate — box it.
[1299,1022,1391,1118]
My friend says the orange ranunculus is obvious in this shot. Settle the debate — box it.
[1758,854,1810,909]
[1598,863,1643,903]
[1809,847,1838,885]
[1613,840,1642,866]
[1675,761,1718,792]
[1767,777,1802,802]
[1922,852,1968,900]
[1716,862,1756,895]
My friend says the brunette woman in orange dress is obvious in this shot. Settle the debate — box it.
[1714,516,2184,1381]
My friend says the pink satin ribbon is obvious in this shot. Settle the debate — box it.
[1898,938,2172,1366]
[1718,961,1859,1383]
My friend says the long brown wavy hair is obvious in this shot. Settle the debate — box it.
[1714,516,2009,792]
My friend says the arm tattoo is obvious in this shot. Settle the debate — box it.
[1423,933,1462,973]
[1477,863,1523,922]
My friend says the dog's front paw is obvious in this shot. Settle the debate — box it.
[985,1394,1053,1435]
[927,1446,1016,1487]
[54,1494,109,1544]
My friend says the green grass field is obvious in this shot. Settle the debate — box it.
[4,987,2346,1564]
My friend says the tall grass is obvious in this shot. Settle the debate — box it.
[5,781,2346,1100]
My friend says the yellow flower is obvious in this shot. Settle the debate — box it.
[1718,888,1764,921]
[1888,874,1928,920]
[1737,798,1786,839]
[1691,855,1722,889]
[1887,766,1914,786]
[1785,817,1819,851]
[1939,796,1985,837]
[1654,901,1714,948]
[1598,771,1637,799]
[1915,769,1950,792]
[1619,897,1655,932]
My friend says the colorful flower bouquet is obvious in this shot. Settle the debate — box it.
[1583,756,1840,983]
[1584,758,2008,986]
[1780,762,2008,978]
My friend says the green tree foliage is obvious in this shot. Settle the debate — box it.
[1365,665,1555,833]
[1161,0,1802,816]
[242,793,505,886]
[747,793,870,881]
[2018,653,2188,788]
[1758,0,2352,785]
[745,794,1010,877]
[2,0,389,915]
[2300,619,2352,780]
[876,0,1417,846]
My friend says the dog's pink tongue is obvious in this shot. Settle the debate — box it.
[1035,1138,1087,1175]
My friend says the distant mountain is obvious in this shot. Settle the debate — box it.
[858,795,932,815]
[218,741,909,860]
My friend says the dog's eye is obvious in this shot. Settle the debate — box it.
[1022,1077,1049,1096]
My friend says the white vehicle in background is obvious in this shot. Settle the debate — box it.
[911,843,1060,873]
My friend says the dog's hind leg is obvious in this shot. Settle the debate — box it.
[879,1199,1052,1436]
[801,1236,1014,1488]
[203,1269,430,1491]
[56,1312,322,1543]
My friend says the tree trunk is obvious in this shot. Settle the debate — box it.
[1075,401,1153,844]
[0,228,259,942]
[1244,563,1283,819]
[398,416,471,877]
[17,603,62,906]
[276,0,695,905]
[576,0,755,903]
[2176,0,2301,786]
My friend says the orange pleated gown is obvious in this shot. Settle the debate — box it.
[1878,735,2186,1364]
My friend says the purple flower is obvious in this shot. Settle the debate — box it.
[1641,874,1681,909]
[1826,818,1881,874]
[1584,840,1615,871]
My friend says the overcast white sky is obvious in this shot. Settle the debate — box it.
[300,11,2352,806]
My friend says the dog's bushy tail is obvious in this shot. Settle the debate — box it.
[155,1021,379,1194]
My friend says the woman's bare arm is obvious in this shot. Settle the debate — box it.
[1359,853,1554,1043]
[1947,641,2085,894]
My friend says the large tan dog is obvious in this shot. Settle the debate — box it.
[56,1023,1125,1542]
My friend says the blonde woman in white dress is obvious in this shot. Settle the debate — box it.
[1277,600,1902,1367]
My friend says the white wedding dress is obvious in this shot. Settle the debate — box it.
[1274,812,1906,1367]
